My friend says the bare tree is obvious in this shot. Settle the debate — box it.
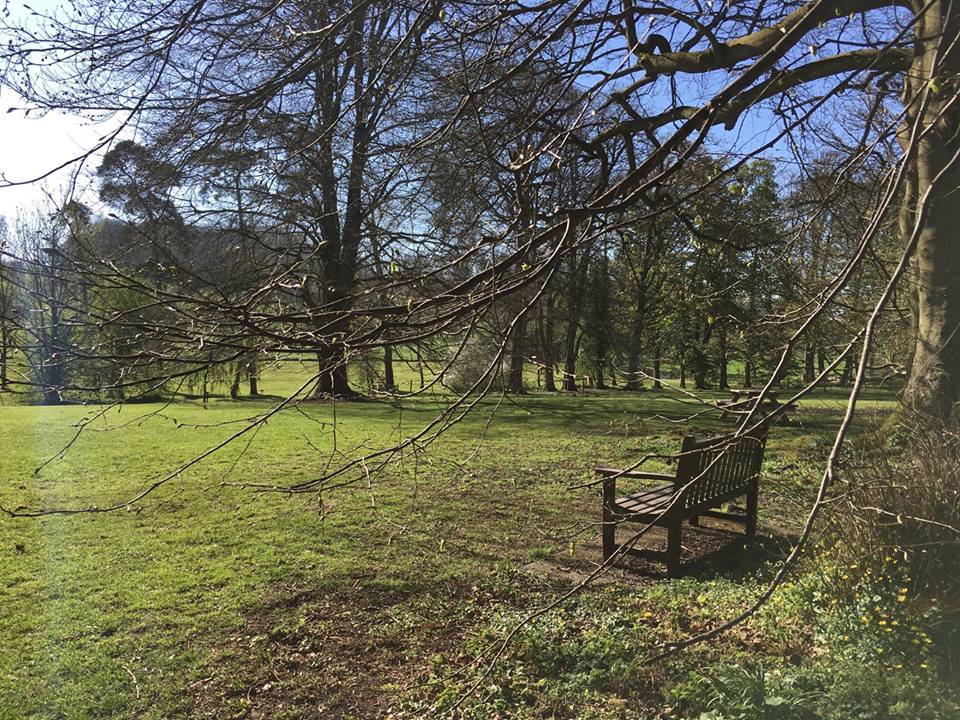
[0,0,955,509]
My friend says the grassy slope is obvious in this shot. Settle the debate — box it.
[0,372,930,719]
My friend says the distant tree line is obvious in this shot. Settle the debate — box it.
[0,0,955,421]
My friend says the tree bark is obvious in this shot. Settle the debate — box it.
[562,252,591,392]
[383,344,395,391]
[230,363,241,400]
[840,354,856,387]
[561,318,579,392]
[902,0,960,417]
[537,301,558,392]
[248,358,258,395]
[507,314,529,394]
[316,347,352,397]
[624,305,644,391]
[803,345,816,384]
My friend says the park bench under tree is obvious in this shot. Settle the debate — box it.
[596,424,768,576]
[717,389,797,424]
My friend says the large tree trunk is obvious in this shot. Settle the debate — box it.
[316,346,352,397]
[588,250,611,391]
[383,345,395,391]
[248,359,258,396]
[507,314,529,394]
[902,0,960,417]
[561,318,579,391]
[693,322,714,390]
[561,253,590,392]
[624,307,644,391]
[693,357,708,390]
[230,363,241,400]
[803,345,816,384]
[840,354,856,387]
[537,301,558,392]
[309,251,359,399]
[624,337,642,390]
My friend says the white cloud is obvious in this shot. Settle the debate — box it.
[0,89,124,219]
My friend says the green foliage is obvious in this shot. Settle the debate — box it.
[670,657,956,720]
[673,663,823,720]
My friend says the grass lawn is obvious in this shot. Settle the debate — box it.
[1,378,955,719]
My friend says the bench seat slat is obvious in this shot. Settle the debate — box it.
[614,483,675,515]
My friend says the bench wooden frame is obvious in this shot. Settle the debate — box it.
[717,390,796,424]
[597,424,768,576]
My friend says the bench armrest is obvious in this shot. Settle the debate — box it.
[594,467,676,482]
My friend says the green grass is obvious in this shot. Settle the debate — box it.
[2,376,952,719]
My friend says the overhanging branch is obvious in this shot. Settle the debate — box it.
[632,0,910,77]
[597,47,912,144]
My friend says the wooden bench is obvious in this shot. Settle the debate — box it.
[718,390,796,424]
[597,424,768,576]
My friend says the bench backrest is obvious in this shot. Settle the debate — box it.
[674,425,768,513]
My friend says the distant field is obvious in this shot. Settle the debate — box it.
[0,380,912,718]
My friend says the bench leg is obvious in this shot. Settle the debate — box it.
[602,477,616,560]
[745,481,758,538]
[689,514,700,527]
[666,520,682,577]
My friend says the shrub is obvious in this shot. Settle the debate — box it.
[443,336,508,394]
[826,412,960,598]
